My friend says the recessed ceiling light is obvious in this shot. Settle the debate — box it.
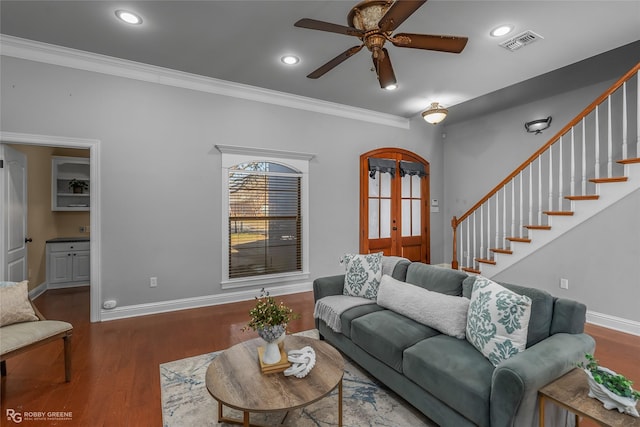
[384,84,398,91]
[490,25,513,37]
[281,55,300,65]
[115,10,143,25]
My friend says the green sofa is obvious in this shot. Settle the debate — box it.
[313,261,595,427]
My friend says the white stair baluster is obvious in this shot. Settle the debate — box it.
[503,186,507,248]
[472,212,477,268]
[595,106,600,179]
[558,136,564,210]
[549,147,554,212]
[480,204,484,261]
[582,119,587,195]
[511,179,516,238]
[570,128,576,197]
[466,219,471,268]
[538,156,543,224]
[528,165,533,226]
[519,172,523,237]
[495,190,500,250]
[637,71,640,157]
[622,81,628,160]
[486,198,491,259]
[607,96,613,178]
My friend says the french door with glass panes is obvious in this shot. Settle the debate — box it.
[359,148,430,263]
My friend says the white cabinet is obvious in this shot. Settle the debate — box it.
[52,156,90,211]
[46,240,90,288]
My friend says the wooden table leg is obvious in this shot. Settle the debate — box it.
[243,411,249,427]
[539,395,545,427]
[338,379,343,427]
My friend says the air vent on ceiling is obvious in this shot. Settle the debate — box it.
[499,30,543,52]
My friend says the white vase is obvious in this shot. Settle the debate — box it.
[584,368,639,417]
[257,324,286,365]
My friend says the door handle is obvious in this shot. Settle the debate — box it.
[392,227,398,231]
[25,238,33,243]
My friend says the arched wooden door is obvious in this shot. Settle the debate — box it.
[359,148,430,263]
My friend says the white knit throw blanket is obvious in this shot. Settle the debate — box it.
[314,295,375,333]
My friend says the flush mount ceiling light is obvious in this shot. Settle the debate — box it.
[525,116,552,134]
[281,55,300,65]
[422,102,448,124]
[115,10,142,25]
[490,25,513,37]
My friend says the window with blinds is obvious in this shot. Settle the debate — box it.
[228,162,302,279]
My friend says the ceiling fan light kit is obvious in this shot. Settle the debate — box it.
[422,102,448,124]
[294,0,468,91]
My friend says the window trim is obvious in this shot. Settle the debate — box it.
[217,145,314,289]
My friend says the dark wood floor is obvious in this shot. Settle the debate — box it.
[1,287,638,426]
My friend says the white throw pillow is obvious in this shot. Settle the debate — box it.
[0,280,39,327]
[377,274,470,339]
[466,276,532,366]
[341,252,383,299]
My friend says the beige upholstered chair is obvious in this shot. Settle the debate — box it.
[0,297,73,382]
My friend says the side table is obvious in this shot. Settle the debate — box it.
[538,368,640,427]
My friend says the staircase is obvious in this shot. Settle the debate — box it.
[451,63,640,277]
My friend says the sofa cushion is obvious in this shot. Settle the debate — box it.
[351,310,440,373]
[342,252,383,299]
[403,335,494,427]
[377,274,469,339]
[405,263,467,296]
[339,304,385,339]
[463,276,553,347]
[466,277,532,367]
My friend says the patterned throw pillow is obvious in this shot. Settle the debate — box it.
[341,252,383,300]
[0,280,39,327]
[466,276,532,366]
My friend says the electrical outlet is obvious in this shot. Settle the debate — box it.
[150,277,158,288]
[560,278,569,289]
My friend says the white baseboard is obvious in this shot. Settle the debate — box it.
[28,282,48,300]
[100,281,313,322]
[47,282,90,290]
[587,310,640,336]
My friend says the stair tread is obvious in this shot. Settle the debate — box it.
[506,237,532,243]
[589,176,628,183]
[565,195,599,201]
[491,248,513,254]
[475,258,497,265]
[544,211,574,216]
[524,225,552,230]
[617,158,640,164]
[461,267,481,274]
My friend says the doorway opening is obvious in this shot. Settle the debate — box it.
[0,132,101,322]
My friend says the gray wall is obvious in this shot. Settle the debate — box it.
[442,74,639,323]
[0,56,444,307]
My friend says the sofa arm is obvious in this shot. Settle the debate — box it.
[313,275,345,302]
[490,333,595,427]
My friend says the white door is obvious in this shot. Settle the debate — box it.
[2,145,28,282]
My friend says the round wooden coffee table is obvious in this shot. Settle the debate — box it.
[205,335,344,427]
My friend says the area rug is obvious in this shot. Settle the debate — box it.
[160,330,435,427]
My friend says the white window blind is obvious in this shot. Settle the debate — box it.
[228,162,301,279]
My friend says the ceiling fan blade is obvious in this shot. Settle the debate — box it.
[378,0,427,33]
[295,18,364,37]
[373,49,397,89]
[307,45,364,79]
[392,33,468,53]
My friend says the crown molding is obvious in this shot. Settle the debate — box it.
[0,35,410,130]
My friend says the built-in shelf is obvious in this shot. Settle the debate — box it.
[52,156,90,211]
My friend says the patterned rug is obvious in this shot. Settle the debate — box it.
[160,330,435,427]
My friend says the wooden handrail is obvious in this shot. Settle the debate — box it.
[452,62,640,229]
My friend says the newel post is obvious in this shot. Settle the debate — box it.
[451,216,459,270]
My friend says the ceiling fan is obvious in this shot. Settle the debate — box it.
[294,0,468,89]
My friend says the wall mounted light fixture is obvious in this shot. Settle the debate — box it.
[525,116,552,134]
[422,102,448,124]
